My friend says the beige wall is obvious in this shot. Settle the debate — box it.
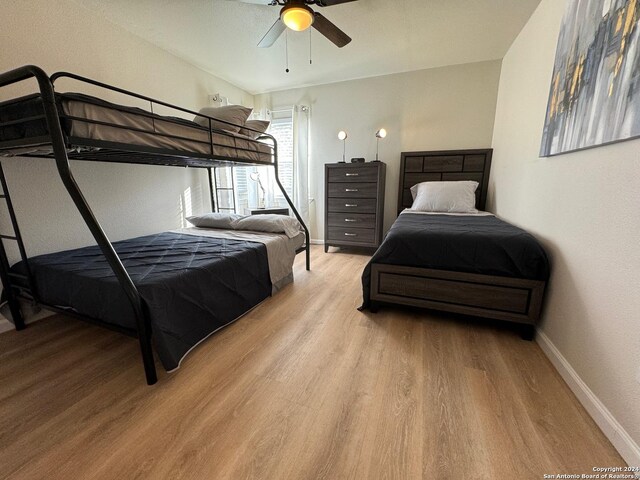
[490,0,640,456]
[0,0,252,264]
[255,61,502,239]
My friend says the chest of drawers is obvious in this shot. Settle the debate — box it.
[324,162,386,252]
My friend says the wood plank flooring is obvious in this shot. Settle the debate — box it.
[0,246,624,479]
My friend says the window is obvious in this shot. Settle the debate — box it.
[209,107,307,217]
[179,187,193,227]
[226,108,295,214]
[269,112,294,201]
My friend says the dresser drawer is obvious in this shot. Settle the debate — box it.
[327,182,378,198]
[327,197,377,214]
[327,226,375,244]
[327,166,378,183]
[327,213,376,228]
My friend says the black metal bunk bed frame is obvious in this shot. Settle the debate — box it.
[0,65,310,385]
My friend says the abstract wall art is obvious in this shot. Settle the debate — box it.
[541,0,640,156]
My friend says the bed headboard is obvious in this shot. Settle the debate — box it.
[397,148,493,214]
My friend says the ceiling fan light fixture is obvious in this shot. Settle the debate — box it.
[281,5,314,32]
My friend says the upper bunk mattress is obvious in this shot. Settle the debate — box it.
[361,211,550,307]
[0,93,273,164]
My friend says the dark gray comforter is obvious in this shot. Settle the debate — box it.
[361,213,550,308]
[12,232,271,370]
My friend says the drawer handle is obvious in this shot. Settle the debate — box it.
[344,219,356,222]
[344,233,357,237]
[345,204,358,207]
[345,188,359,192]
[345,173,359,177]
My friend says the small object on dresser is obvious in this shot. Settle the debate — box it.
[350,157,365,163]
[337,130,348,163]
[374,128,387,162]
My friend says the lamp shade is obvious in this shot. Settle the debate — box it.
[338,130,348,140]
[281,5,314,32]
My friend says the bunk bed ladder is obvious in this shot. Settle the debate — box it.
[0,162,31,330]
[213,167,237,214]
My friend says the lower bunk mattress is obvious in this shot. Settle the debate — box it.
[11,229,299,370]
[361,211,550,308]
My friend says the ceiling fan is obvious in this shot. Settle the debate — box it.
[233,0,357,48]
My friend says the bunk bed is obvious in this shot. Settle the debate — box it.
[0,65,310,385]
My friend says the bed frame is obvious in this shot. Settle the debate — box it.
[369,148,546,340]
[0,65,311,384]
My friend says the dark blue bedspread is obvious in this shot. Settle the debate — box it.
[12,232,271,370]
[361,213,550,308]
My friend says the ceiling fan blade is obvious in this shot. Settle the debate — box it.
[316,0,358,6]
[258,18,286,48]
[312,12,351,48]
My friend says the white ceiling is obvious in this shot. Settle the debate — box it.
[74,0,541,94]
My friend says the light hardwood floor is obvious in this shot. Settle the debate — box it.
[0,246,624,479]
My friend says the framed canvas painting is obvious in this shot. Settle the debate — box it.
[540,0,640,157]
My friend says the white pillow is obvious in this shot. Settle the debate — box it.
[239,120,270,139]
[193,105,252,133]
[186,213,242,229]
[410,181,479,213]
[235,214,302,239]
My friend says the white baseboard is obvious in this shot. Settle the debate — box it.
[537,330,640,468]
[309,239,324,245]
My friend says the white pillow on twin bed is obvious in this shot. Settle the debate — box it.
[410,181,479,214]
[186,213,242,229]
[235,214,302,239]
[239,120,271,139]
[193,105,253,133]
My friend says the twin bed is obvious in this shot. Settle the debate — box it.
[361,149,549,339]
[0,66,310,384]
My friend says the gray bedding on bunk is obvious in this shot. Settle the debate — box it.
[11,231,273,371]
[0,92,273,163]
